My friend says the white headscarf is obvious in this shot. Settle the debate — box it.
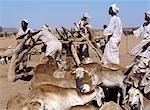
[22,19,28,24]
[110,4,119,14]
[42,24,49,30]
[82,12,91,19]
[145,10,150,18]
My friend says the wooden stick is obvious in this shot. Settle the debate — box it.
[80,33,102,61]
[7,32,40,82]
[71,42,81,66]
[7,39,26,82]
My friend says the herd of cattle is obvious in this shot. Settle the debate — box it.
[5,55,150,110]
[0,28,149,110]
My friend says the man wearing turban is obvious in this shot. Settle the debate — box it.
[15,19,34,72]
[102,4,123,69]
[129,10,150,58]
[37,24,62,68]
[74,12,92,61]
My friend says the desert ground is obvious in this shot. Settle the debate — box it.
[0,33,149,110]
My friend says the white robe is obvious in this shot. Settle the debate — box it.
[139,47,150,58]
[102,15,122,65]
[39,29,62,59]
[16,28,34,39]
[75,19,92,59]
[75,20,92,31]
[16,28,34,45]
[129,24,150,58]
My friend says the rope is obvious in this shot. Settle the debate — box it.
[126,35,129,54]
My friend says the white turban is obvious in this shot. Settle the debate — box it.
[110,4,119,14]
[82,12,91,18]
[42,24,52,32]
[145,10,150,18]
[22,19,28,24]
[42,24,49,30]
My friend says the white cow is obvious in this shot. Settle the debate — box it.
[123,87,144,110]
[73,63,127,101]
[28,84,105,110]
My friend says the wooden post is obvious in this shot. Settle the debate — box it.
[7,39,26,82]
[7,31,41,82]
[80,33,102,61]
[71,42,80,66]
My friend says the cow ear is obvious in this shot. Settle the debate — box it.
[148,60,150,67]
[72,70,76,74]
[139,93,144,109]
[84,70,88,73]
[144,84,150,94]
[122,95,129,104]
[133,80,139,88]
[29,100,41,109]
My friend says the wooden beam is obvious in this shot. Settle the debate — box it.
[80,33,102,61]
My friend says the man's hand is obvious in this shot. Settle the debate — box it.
[103,25,107,29]
[143,22,149,27]
[142,42,150,52]
[27,30,31,34]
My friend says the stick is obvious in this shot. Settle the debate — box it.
[7,31,40,82]
[55,28,63,39]
[7,38,26,82]
[126,35,129,54]
[80,33,102,61]
[71,42,81,66]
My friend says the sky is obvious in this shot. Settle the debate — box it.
[0,0,150,29]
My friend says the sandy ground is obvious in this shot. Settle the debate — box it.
[0,35,149,110]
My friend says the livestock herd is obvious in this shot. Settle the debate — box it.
[0,28,149,110]
[5,55,150,110]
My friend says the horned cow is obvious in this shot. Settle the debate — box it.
[74,62,127,104]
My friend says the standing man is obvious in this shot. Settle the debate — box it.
[75,12,92,60]
[129,10,150,58]
[16,19,34,44]
[102,4,123,69]
[15,19,34,72]
[8,19,35,81]
[39,24,62,67]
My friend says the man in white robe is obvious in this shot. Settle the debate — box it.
[102,4,123,69]
[38,24,62,65]
[16,19,34,44]
[129,10,150,58]
[139,45,150,58]
[15,19,34,72]
[75,12,92,60]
